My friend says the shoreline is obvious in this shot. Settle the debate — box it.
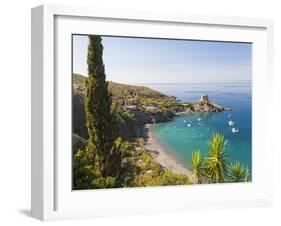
[144,124,193,181]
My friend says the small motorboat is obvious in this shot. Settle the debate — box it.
[228,120,235,126]
[232,128,239,133]
[187,124,191,127]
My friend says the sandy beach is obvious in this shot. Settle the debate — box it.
[144,124,193,180]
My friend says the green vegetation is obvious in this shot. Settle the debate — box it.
[229,161,248,182]
[205,133,229,183]
[72,134,87,154]
[73,35,243,190]
[73,73,184,141]
[73,149,116,189]
[191,150,204,184]
[73,73,178,110]
[190,133,250,184]
[74,136,191,189]
[85,35,122,178]
[73,35,191,189]
[73,35,122,189]
[134,150,191,187]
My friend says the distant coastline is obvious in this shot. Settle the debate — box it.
[73,73,232,182]
[72,35,252,189]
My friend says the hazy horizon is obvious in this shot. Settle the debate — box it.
[73,35,252,84]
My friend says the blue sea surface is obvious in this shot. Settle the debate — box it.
[146,83,252,174]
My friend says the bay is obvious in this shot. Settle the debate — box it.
[147,82,252,174]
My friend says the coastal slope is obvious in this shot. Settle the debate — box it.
[144,124,193,178]
[73,73,230,183]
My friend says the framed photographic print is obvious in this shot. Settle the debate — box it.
[31,4,274,221]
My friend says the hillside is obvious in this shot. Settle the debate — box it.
[73,73,176,103]
[72,75,192,189]
[72,74,229,147]
[72,74,177,144]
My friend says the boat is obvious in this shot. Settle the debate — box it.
[187,124,191,127]
[232,128,239,133]
[228,120,235,126]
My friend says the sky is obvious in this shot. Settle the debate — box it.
[72,35,251,84]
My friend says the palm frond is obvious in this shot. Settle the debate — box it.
[229,161,247,182]
[205,133,229,183]
[244,166,250,182]
[191,150,204,184]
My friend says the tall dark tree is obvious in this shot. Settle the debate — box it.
[85,35,121,178]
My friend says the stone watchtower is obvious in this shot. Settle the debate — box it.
[199,94,209,102]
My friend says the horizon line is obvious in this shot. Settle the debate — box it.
[73,73,251,85]
[124,81,251,86]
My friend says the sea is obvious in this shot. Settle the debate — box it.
[145,82,252,174]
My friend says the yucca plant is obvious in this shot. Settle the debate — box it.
[191,150,204,184]
[205,133,229,183]
[244,166,250,182]
[229,161,247,182]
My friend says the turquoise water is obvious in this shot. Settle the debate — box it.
[147,83,252,173]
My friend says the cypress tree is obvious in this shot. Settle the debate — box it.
[85,35,121,178]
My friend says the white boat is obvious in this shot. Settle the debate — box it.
[228,120,235,126]
[232,128,239,133]
[187,124,191,127]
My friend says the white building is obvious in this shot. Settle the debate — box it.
[123,99,138,110]
[124,105,137,110]
[145,106,157,112]
[199,94,209,102]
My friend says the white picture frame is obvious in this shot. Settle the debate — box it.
[31,4,274,221]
